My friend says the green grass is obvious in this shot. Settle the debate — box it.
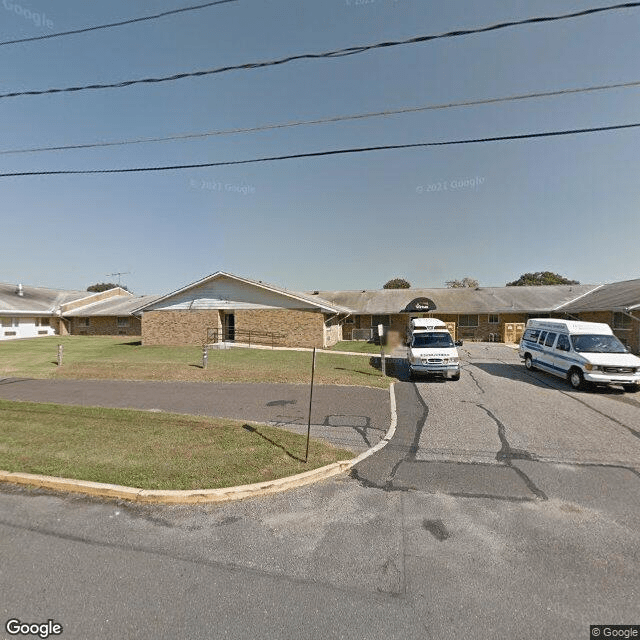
[0,336,390,388]
[329,341,386,354]
[0,399,353,490]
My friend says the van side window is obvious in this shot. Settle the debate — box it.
[555,335,570,351]
[544,332,557,347]
[537,331,548,344]
[524,329,540,342]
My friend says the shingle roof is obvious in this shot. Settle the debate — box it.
[0,282,89,314]
[63,295,161,317]
[310,284,599,315]
[558,278,640,312]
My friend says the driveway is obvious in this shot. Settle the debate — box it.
[0,379,390,453]
[1,344,639,639]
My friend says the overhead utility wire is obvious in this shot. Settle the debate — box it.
[2,79,639,156]
[0,0,239,47]
[1,2,638,100]
[1,122,638,178]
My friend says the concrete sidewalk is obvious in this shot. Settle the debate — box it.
[0,379,390,453]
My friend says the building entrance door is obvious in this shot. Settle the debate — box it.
[224,313,235,341]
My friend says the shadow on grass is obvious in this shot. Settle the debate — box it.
[117,340,143,347]
[242,424,305,463]
[334,366,381,378]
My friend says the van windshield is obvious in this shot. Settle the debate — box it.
[412,333,454,349]
[571,334,628,354]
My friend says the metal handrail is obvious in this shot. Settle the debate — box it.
[206,327,286,349]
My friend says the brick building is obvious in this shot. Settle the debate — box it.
[134,272,350,349]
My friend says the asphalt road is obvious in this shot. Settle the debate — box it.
[1,344,639,639]
[0,379,390,453]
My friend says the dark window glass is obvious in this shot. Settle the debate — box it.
[544,332,557,347]
[555,335,571,351]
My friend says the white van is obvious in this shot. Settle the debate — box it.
[407,318,461,381]
[518,319,640,392]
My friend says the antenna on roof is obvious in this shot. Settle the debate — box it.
[107,271,131,286]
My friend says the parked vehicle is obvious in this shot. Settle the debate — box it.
[407,318,462,381]
[518,318,640,392]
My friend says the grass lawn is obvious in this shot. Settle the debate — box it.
[0,336,390,388]
[0,400,353,490]
[329,341,387,354]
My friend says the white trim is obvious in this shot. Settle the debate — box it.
[132,271,350,315]
[553,284,603,310]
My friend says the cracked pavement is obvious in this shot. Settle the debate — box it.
[1,344,639,639]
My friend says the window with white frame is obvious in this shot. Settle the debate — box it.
[488,314,499,324]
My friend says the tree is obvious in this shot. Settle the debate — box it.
[87,282,129,292]
[445,277,479,289]
[383,278,411,289]
[506,272,579,286]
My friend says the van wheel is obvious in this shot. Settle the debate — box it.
[568,368,585,390]
[623,384,640,393]
[451,373,460,381]
[524,354,535,371]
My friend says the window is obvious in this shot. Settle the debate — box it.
[344,316,354,325]
[544,332,557,347]
[1,317,18,328]
[35,317,50,327]
[117,317,130,328]
[523,329,540,342]
[488,314,499,324]
[371,315,390,327]
[538,331,548,344]
[556,335,571,351]
[612,312,631,330]
[77,318,90,327]
[458,315,479,327]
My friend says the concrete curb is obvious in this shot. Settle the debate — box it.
[0,384,398,505]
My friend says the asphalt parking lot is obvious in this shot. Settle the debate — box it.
[1,343,639,639]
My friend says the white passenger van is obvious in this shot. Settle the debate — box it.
[407,318,461,381]
[518,319,640,392]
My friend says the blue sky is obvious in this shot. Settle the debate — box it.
[1,0,639,295]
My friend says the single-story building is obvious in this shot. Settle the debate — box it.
[3,274,639,353]
[133,271,351,349]
[0,282,157,341]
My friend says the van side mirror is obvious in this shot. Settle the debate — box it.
[455,340,463,347]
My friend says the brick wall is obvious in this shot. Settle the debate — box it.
[235,309,325,348]
[142,310,221,345]
[70,316,142,337]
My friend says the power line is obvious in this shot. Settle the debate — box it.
[1,2,638,100]
[0,1,239,48]
[1,122,638,178]
[2,79,639,156]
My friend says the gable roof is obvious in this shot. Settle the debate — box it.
[310,284,599,315]
[133,271,352,314]
[0,282,89,315]
[557,278,640,312]
[63,294,161,317]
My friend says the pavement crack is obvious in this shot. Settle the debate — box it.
[476,403,547,500]
[466,366,486,395]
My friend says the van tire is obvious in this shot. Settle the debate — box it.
[524,354,535,371]
[623,384,640,393]
[568,368,585,390]
[451,373,460,381]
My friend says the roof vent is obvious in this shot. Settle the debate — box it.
[16,283,24,297]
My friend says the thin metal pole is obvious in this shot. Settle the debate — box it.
[305,347,316,462]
